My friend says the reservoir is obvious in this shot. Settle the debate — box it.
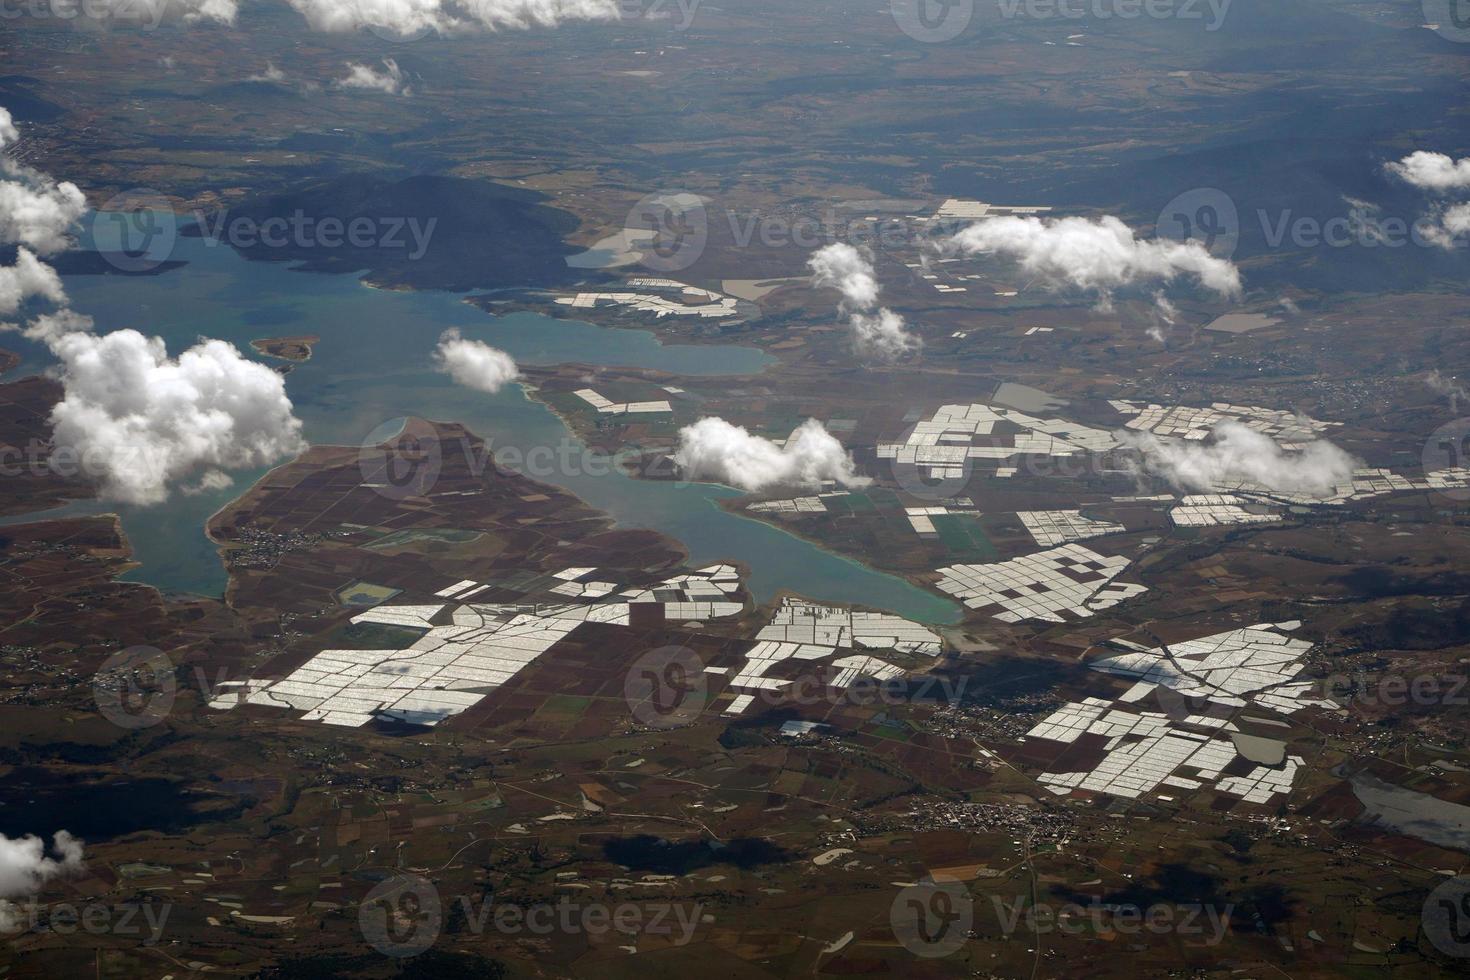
[3,216,960,625]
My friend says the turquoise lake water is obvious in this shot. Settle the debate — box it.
[3,216,960,624]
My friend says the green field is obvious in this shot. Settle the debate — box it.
[930,513,999,563]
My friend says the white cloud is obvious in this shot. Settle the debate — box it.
[48,328,307,505]
[1146,291,1175,342]
[433,327,518,393]
[247,62,287,83]
[673,417,871,493]
[183,469,235,495]
[1385,151,1470,193]
[0,180,86,256]
[0,831,84,932]
[808,243,920,362]
[292,0,447,33]
[1342,196,1397,247]
[178,0,238,21]
[0,103,304,506]
[1380,153,1470,248]
[850,308,919,362]
[1444,202,1470,234]
[2,0,618,33]
[0,831,82,898]
[44,0,237,28]
[1421,202,1470,250]
[0,248,65,316]
[0,110,71,320]
[809,242,879,310]
[10,307,91,344]
[1426,369,1468,406]
[0,831,83,928]
[1122,421,1358,497]
[947,214,1243,303]
[337,59,410,95]
[1152,290,1178,322]
[0,107,87,257]
[288,0,619,37]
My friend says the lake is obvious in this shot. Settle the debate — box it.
[3,215,960,625]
